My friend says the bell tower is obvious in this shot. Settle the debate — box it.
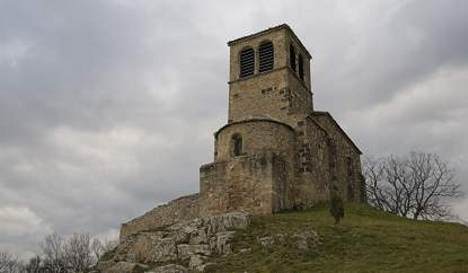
[227,24,314,128]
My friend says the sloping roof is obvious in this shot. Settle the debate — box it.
[310,111,363,154]
[227,24,312,59]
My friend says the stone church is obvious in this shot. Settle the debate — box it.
[120,24,365,240]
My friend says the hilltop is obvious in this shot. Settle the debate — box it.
[97,204,468,273]
[206,204,468,273]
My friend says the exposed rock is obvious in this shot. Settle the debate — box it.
[292,230,320,251]
[188,255,205,272]
[169,218,203,244]
[212,231,236,255]
[149,237,178,262]
[149,264,188,273]
[189,228,208,244]
[177,244,211,260]
[239,248,251,254]
[258,236,275,249]
[101,261,148,273]
[120,194,200,241]
[98,212,251,273]
[119,233,177,264]
[257,230,320,251]
[204,212,250,236]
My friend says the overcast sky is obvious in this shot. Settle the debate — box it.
[1,0,467,257]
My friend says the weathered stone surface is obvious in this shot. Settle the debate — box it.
[149,264,188,273]
[257,230,320,251]
[212,231,236,255]
[203,212,250,235]
[177,244,211,260]
[116,232,177,264]
[149,237,178,263]
[188,255,205,272]
[292,230,320,251]
[258,236,275,249]
[100,212,251,273]
[100,261,148,273]
[189,228,208,244]
[239,247,251,254]
[120,194,201,241]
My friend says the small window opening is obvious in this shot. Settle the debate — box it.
[298,54,304,80]
[258,41,274,72]
[239,48,255,78]
[232,134,243,157]
[289,45,296,71]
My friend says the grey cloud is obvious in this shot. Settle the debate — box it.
[0,0,467,256]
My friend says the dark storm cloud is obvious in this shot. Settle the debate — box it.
[0,0,467,256]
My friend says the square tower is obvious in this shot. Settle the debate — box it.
[227,24,314,127]
[199,24,364,216]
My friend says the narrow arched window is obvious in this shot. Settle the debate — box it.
[258,41,274,72]
[298,54,304,80]
[239,48,255,78]
[231,134,243,157]
[289,45,296,71]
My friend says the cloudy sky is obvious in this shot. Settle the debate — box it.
[1,0,467,257]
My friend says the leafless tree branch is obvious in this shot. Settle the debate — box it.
[363,151,463,220]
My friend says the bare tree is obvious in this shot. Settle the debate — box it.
[40,233,67,273]
[38,232,114,273]
[90,239,103,262]
[24,256,41,273]
[0,233,116,273]
[63,233,94,273]
[0,251,23,273]
[364,151,463,220]
[90,238,117,261]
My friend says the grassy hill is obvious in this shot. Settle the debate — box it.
[206,204,468,273]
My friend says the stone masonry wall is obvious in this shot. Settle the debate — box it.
[199,152,291,216]
[214,119,295,161]
[120,194,201,241]
[311,112,363,202]
[291,118,331,208]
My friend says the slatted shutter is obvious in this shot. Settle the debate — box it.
[258,42,274,72]
[239,48,255,78]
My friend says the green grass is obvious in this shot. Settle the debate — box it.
[206,204,468,273]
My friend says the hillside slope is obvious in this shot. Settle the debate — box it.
[207,204,468,273]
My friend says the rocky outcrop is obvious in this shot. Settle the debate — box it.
[98,212,250,273]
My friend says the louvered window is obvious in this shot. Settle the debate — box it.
[239,48,255,78]
[290,45,296,71]
[298,54,304,80]
[258,41,274,72]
